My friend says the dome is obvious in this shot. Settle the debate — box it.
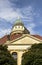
[11,19,30,34]
[14,19,24,26]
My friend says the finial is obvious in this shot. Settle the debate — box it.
[18,16,20,19]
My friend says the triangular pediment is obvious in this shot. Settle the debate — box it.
[6,34,42,45]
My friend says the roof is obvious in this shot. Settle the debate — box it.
[0,35,8,45]
[23,27,30,34]
[0,34,42,45]
[10,33,22,41]
[14,19,24,26]
[32,35,42,40]
[0,33,22,44]
[11,19,30,34]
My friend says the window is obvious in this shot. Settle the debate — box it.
[15,26,17,28]
[18,26,20,28]
[12,52,17,60]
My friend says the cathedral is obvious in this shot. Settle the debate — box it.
[0,19,42,65]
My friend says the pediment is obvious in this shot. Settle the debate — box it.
[7,34,42,45]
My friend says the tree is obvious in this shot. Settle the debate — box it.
[0,45,17,65]
[22,43,42,65]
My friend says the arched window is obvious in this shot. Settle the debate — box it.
[12,52,17,60]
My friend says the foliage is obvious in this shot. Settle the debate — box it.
[22,43,42,65]
[0,45,17,65]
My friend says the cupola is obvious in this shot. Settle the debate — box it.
[11,19,30,34]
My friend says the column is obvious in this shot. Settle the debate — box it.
[17,51,24,65]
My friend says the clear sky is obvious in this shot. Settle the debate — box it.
[0,0,42,38]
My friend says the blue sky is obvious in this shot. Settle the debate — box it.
[0,0,42,38]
